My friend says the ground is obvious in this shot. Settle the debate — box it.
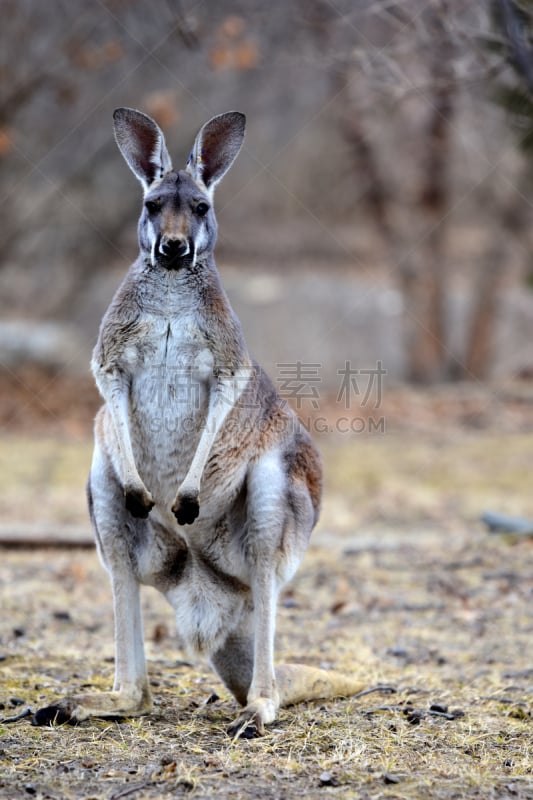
[0,376,532,800]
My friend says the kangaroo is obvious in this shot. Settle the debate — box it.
[34,108,364,737]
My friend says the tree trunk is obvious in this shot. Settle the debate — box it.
[463,192,528,379]
[463,243,506,380]
[407,3,455,383]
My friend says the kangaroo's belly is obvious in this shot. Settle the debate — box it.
[168,571,251,655]
[135,503,252,655]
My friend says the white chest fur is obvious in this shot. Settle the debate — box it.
[131,313,213,402]
[128,312,214,494]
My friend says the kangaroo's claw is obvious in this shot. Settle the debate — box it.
[125,486,154,518]
[172,490,200,525]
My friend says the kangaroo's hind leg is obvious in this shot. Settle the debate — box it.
[212,449,315,738]
[33,439,152,725]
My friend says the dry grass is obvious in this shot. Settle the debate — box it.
[1,428,532,799]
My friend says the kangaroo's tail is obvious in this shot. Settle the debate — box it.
[275,663,366,707]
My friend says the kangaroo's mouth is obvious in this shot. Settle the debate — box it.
[152,235,196,270]
[157,252,194,270]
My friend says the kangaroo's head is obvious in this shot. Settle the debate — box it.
[113,107,245,270]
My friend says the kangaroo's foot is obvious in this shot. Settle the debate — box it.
[32,688,152,726]
[226,698,277,739]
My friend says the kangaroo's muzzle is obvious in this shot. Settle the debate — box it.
[158,235,190,268]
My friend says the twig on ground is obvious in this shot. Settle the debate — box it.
[354,684,397,699]
[108,782,152,800]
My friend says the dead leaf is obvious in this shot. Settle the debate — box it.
[330,576,350,614]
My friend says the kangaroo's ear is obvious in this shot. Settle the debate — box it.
[186,111,245,193]
[113,107,172,191]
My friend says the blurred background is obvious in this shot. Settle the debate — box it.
[2,0,533,530]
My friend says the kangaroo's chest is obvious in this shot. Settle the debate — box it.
[130,314,213,404]
[127,314,214,482]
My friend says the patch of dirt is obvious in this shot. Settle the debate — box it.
[1,521,533,797]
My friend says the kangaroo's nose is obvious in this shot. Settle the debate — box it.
[159,237,189,259]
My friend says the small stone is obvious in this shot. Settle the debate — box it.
[25,786,36,795]
[53,610,72,622]
[318,771,339,787]
[13,628,25,638]
[450,708,465,719]
[504,784,519,796]
[383,772,401,784]
[10,697,25,706]
[430,703,448,713]
[281,597,299,609]
[387,647,409,659]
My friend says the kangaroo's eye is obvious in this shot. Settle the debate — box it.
[145,200,161,214]
[195,202,210,217]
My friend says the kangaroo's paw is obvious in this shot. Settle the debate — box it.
[226,698,277,739]
[32,690,152,726]
[172,489,199,526]
[125,485,154,518]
